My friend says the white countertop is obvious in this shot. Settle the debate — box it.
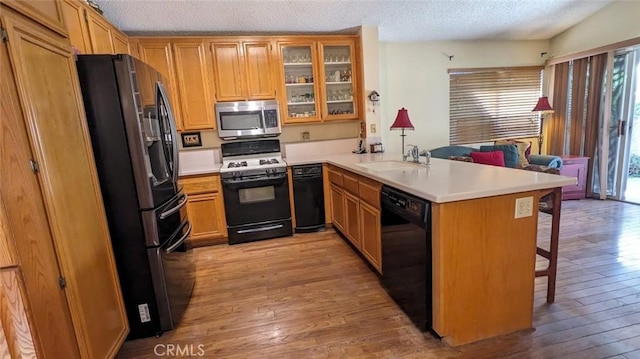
[287,153,576,203]
[176,141,575,203]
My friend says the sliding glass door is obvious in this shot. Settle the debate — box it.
[593,48,640,203]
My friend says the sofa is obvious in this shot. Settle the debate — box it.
[428,144,563,172]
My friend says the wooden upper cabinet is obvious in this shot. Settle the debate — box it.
[85,9,114,54]
[317,39,359,121]
[61,0,130,55]
[210,40,276,102]
[210,42,244,102]
[137,38,183,130]
[60,0,90,53]
[112,29,129,54]
[243,41,276,99]
[2,0,66,35]
[276,41,322,124]
[128,37,140,58]
[172,40,215,130]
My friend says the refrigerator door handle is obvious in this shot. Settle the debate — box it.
[165,221,192,253]
[157,82,179,185]
[159,193,188,220]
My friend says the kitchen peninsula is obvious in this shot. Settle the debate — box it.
[180,151,575,346]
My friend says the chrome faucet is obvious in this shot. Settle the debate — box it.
[404,144,420,163]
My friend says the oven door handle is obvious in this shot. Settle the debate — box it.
[222,174,287,186]
[160,193,188,220]
[166,220,192,253]
[237,224,283,234]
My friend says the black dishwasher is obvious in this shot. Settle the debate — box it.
[292,164,326,233]
[380,185,432,331]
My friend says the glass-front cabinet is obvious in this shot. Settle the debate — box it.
[277,38,359,124]
[278,42,321,123]
[318,41,357,121]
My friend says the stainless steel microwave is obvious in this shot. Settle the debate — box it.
[215,100,281,140]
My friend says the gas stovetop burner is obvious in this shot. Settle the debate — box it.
[228,161,248,168]
[259,158,280,165]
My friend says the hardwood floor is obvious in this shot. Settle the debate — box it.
[117,199,640,358]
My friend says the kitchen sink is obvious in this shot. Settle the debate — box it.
[354,160,425,171]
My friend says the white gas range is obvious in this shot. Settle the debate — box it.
[218,139,292,244]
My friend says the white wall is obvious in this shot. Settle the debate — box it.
[550,1,640,58]
[360,26,381,143]
[379,40,548,154]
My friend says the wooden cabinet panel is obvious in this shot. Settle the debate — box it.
[60,0,91,53]
[3,0,66,35]
[181,174,221,194]
[276,38,360,124]
[329,183,345,232]
[138,39,183,130]
[173,41,215,130]
[317,39,359,121]
[327,166,343,186]
[210,42,244,101]
[277,41,322,124]
[344,191,360,249]
[181,174,227,245]
[128,37,140,58]
[359,201,381,273]
[85,10,114,54]
[342,172,358,195]
[185,193,227,243]
[2,10,127,357]
[112,29,129,54]
[0,15,80,355]
[0,267,40,358]
[243,41,275,99]
[358,178,381,209]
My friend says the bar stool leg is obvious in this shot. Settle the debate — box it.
[547,187,562,303]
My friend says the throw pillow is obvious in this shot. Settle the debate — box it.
[479,145,519,168]
[470,151,505,167]
[495,139,531,167]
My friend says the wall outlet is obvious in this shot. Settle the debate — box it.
[514,197,533,218]
[370,124,376,133]
[301,131,310,141]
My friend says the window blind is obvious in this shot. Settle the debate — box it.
[449,66,543,144]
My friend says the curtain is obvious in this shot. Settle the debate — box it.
[549,62,569,155]
[568,58,589,155]
[583,53,608,197]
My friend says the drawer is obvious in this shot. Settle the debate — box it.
[359,177,381,209]
[342,172,359,195]
[180,174,221,195]
[327,168,343,187]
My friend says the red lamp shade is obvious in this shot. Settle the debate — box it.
[390,108,414,130]
[532,96,554,114]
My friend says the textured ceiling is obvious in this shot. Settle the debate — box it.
[94,0,614,42]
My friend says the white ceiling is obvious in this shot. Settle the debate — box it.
[94,0,614,42]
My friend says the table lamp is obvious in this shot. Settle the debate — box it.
[390,108,414,154]
[532,96,554,154]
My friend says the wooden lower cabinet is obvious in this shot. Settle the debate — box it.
[181,174,228,246]
[325,164,381,272]
[359,201,381,272]
[329,183,346,232]
[344,191,361,249]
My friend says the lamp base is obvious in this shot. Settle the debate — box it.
[538,135,543,155]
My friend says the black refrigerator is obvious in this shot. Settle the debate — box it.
[76,54,194,339]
